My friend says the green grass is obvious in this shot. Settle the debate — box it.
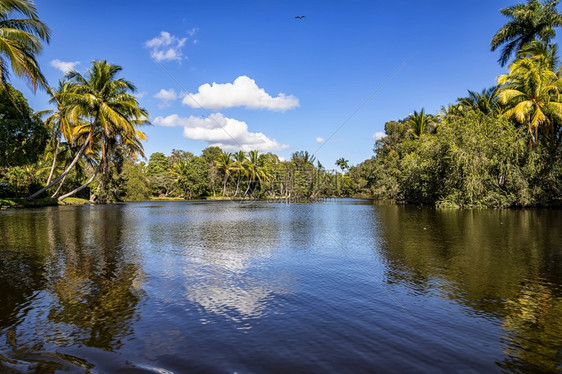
[0,197,92,208]
[0,197,59,208]
[60,197,90,205]
[150,196,185,201]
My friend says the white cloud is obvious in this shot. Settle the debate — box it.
[50,59,79,74]
[145,31,188,62]
[182,76,299,111]
[153,113,288,152]
[373,131,385,140]
[154,88,178,108]
[315,137,325,144]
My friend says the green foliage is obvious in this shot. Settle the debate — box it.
[121,161,151,201]
[356,112,562,207]
[173,156,210,199]
[0,84,47,167]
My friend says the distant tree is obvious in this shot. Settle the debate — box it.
[172,156,209,199]
[214,151,234,196]
[201,146,223,165]
[147,152,168,176]
[0,84,47,167]
[407,109,431,139]
[335,158,349,172]
[122,161,151,201]
[457,87,501,115]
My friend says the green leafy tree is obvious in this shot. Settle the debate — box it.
[172,156,209,199]
[0,84,47,167]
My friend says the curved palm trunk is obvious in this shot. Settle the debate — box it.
[58,164,100,201]
[51,173,68,197]
[46,134,60,186]
[223,174,230,196]
[27,135,91,200]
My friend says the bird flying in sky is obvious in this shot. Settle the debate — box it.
[295,15,306,19]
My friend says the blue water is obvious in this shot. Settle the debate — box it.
[0,200,561,372]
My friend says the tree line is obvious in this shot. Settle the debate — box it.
[1,0,562,207]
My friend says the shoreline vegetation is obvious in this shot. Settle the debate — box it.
[0,0,561,209]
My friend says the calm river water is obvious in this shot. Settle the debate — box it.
[0,200,561,373]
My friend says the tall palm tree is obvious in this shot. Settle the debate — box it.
[0,0,50,91]
[291,150,316,167]
[335,158,349,172]
[214,151,234,196]
[458,87,501,115]
[28,60,149,201]
[244,150,270,197]
[517,40,560,68]
[407,109,431,139]
[498,54,562,142]
[232,150,248,196]
[41,80,77,186]
[491,0,562,66]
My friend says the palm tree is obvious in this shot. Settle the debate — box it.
[28,60,149,201]
[458,87,501,115]
[517,40,560,68]
[214,151,234,196]
[232,150,247,196]
[440,103,465,118]
[491,0,562,66]
[407,109,431,139]
[335,157,349,172]
[0,0,50,91]
[244,150,270,197]
[41,80,77,186]
[291,151,316,167]
[497,54,562,142]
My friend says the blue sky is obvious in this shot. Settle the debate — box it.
[13,0,531,167]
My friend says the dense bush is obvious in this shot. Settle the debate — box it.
[354,112,561,207]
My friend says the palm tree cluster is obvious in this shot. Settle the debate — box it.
[28,60,149,202]
[138,148,351,201]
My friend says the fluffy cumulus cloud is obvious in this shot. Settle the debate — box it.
[373,131,385,140]
[154,113,288,152]
[145,31,188,62]
[154,88,178,107]
[315,137,325,144]
[50,59,79,74]
[182,76,299,111]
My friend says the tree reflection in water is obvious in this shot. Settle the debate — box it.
[0,206,144,370]
[374,205,562,372]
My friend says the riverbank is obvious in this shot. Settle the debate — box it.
[0,197,91,209]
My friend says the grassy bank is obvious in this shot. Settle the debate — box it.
[0,197,91,209]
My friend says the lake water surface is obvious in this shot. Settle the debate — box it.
[0,200,561,373]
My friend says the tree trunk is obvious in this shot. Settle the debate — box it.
[27,135,91,200]
[58,164,100,201]
[46,135,60,186]
[51,173,68,197]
